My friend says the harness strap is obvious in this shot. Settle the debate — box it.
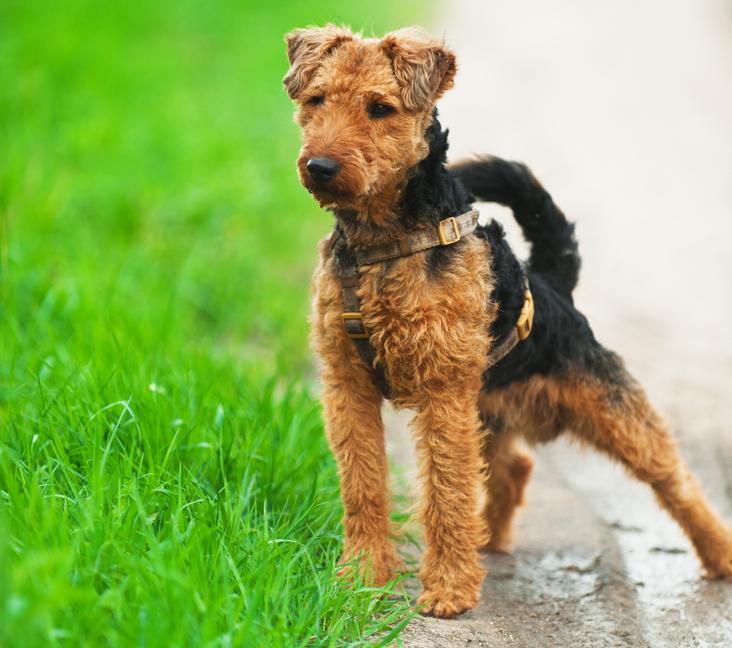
[330,211,534,400]
[355,210,480,266]
[486,282,534,366]
[331,230,393,399]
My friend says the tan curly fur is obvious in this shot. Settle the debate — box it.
[285,24,732,619]
[479,370,732,576]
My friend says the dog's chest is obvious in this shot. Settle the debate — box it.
[311,238,497,406]
[313,237,497,402]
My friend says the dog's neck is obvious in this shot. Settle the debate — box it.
[333,112,474,250]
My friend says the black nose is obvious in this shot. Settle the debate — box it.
[306,157,340,184]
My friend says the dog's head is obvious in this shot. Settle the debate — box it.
[283,25,456,212]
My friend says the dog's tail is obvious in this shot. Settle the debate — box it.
[450,156,580,296]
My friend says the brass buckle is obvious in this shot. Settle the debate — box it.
[516,289,534,341]
[437,217,461,245]
[341,312,369,339]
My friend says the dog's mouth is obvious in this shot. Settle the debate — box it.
[297,159,366,207]
[302,177,351,205]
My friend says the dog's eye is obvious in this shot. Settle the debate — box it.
[367,102,395,119]
[306,95,325,106]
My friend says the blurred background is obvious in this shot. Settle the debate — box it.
[1,0,731,645]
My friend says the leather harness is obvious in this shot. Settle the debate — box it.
[327,210,535,399]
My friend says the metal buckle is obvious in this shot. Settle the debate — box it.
[341,312,369,339]
[516,290,534,341]
[437,217,461,245]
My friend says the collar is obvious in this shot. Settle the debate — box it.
[328,209,480,267]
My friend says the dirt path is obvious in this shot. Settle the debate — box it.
[385,2,732,645]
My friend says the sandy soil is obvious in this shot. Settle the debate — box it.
[385,1,732,645]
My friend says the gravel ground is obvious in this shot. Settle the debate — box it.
[385,1,732,645]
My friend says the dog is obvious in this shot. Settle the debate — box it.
[283,24,732,618]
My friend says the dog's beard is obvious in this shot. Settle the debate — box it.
[298,167,371,209]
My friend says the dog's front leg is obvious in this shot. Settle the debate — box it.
[321,362,401,587]
[413,384,487,618]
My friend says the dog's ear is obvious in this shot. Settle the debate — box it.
[380,28,456,111]
[283,24,354,99]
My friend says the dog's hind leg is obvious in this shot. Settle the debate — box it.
[479,420,534,553]
[555,352,732,579]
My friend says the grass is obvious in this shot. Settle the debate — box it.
[0,0,424,644]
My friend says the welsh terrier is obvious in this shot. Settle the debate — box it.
[283,24,732,618]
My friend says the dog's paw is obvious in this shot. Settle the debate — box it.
[417,588,479,618]
[702,549,732,580]
[481,541,512,555]
[694,528,732,580]
[703,559,732,581]
[337,543,404,587]
[481,532,512,554]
